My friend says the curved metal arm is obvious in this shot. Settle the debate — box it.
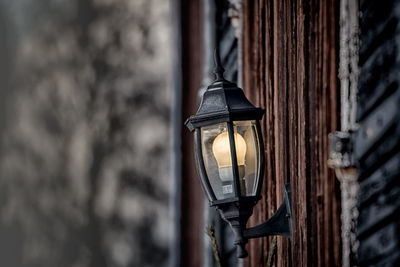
[243,184,292,239]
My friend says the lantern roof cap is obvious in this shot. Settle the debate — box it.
[185,49,264,131]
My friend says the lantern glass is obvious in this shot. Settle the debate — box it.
[201,122,235,199]
[200,120,261,200]
[233,120,260,196]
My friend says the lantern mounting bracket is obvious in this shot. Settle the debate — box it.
[243,183,292,239]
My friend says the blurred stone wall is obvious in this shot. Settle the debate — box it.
[0,0,172,267]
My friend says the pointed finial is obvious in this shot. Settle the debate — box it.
[213,47,225,81]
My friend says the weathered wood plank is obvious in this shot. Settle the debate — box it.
[243,0,341,266]
[179,0,204,266]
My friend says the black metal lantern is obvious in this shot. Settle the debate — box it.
[185,50,292,258]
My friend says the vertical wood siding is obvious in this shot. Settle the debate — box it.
[180,1,204,266]
[242,1,342,266]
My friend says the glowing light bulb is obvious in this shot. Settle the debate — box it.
[212,131,247,188]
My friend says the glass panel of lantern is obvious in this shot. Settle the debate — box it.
[233,120,260,196]
[201,122,232,200]
[201,120,260,200]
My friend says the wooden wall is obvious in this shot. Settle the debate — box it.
[180,0,204,266]
[242,1,342,266]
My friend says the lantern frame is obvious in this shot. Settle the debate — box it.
[193,117,265,202]
[185,50,292,258]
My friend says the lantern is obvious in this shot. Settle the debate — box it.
[185,50,292,258]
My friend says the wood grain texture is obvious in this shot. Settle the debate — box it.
[243,0,341,266]
[180,0,204,266]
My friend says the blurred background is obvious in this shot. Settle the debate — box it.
[0,0,173,266]
[2,1,399,267]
